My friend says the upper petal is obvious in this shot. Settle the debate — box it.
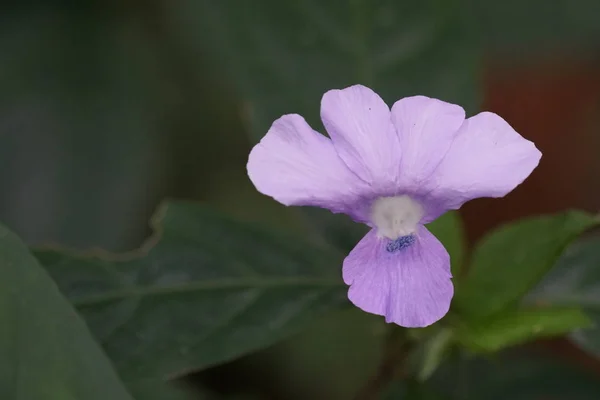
[391,96,465,187]
[321,85,401,190]
[343,226,453,328]
[247,114,370,214]
[423,112,542,219]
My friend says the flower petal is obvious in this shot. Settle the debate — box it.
[343,226,453,328]
[390,96,465,186]
[321,85,401,190]
[423,112,542,220]
[247,114,369,215]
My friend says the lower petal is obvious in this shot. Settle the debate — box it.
[343,226,453,328]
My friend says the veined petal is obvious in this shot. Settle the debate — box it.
[391,96,465,187]
[343,226,453,328]
[321,85,401,190]
[423,112,541,220]
[247,114,369,214]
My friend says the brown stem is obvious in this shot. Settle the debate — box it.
[353,329,414,400]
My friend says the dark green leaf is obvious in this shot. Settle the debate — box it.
[382,381,448,400]
[170,0,480,142]
[36,201,346,382]
[0,223,133,400]
[456,307,591,352]
[455,211,598,318]
[126,380,197,400]
[527,234,600,359]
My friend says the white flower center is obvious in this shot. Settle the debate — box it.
[370,195,424,240]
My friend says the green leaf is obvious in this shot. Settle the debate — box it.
[527,234,600,359]
[426,212,466,277]
[35,201,346,382]
[0,223,133,400]
[170,0,480,143]
[455,211,598,318]
[456,307,591,353]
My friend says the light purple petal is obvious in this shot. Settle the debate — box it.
[423,112,542,220]
[343,226,453,328]
[391,96,465,187]
[321,85,401,190]
[247,114,369,214]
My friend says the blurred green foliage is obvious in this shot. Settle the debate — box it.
[169,0,480,142]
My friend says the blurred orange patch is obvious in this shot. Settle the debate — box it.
[462,60,600,243]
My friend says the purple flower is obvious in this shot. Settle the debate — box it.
[247,85,541,327]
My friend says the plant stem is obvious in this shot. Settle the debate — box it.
[353,328,414,400]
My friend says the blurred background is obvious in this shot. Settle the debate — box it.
[1,0,600,399]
